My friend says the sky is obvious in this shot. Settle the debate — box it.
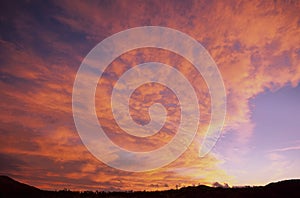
[0,0,300,191]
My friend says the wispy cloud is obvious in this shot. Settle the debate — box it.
[269,146,300,153]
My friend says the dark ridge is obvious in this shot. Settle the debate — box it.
[0,175,40,192]
[0,175,42,198]
[0,175,300,198]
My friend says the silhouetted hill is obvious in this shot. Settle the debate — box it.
[0,175,300,198]
[0,175,42,197]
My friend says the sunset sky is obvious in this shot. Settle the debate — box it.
[1,0,300,191]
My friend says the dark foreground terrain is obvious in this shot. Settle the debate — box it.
[0,175,300,198]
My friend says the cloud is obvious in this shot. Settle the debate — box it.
[267,153,284,161]
[212,182,229,188]
[269,146,300,153]
[1,0,300,191]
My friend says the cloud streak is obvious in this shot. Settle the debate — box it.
[269,146,300,153]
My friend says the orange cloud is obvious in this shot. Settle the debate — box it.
[1,0,299,191]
